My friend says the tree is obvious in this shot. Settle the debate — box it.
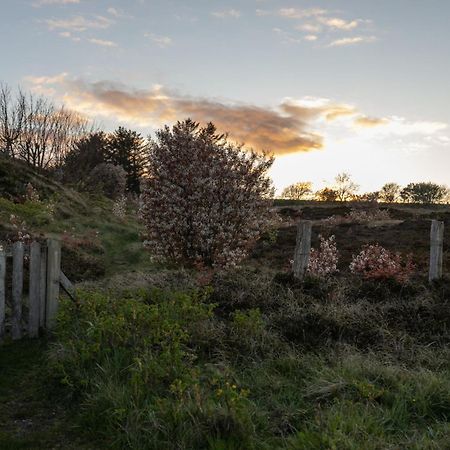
[334,173,359,201]
[0,84,89,169]
[281,181,312,200]
[139,119,274,268]
[379,182,401,203]
[0,84,25,158]
[315,187,338,202]
[106,127,148,194]
[400,182,448,204]
[62,132,108,184]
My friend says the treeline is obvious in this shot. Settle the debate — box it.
[0,84,148,195]
[1,83,448,204]
[282,174,450,204]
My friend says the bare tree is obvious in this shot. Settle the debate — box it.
[17,93,89,169]
[334,173,359,201]
[0,83,25,158]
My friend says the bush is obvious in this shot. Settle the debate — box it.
[139,119,274,268]
[47,289,257,449]
[349,244,415,282]
[307,235,339,277]
[85,163,126,199]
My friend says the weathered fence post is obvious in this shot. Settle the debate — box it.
[39,246,47,328]
[293,220,312,280]
[0,248,5,338]
[28,242,41,338]
[12,242,24,340]
[46,238,61,330]
[429,220,444,282]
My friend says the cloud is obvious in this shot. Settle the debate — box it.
[144,33,172,48]
[107,7,133,19]
[328,36,377,47]
[317,17,361,31]
[25,74,446,157]
[354,116,388,127]
[44,15,114,32]
[304,34,318,42]
[88,38,118,47]
[211,9,241,19]
[278,8,327,19]
[32,0,79,7]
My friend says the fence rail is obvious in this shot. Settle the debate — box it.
[0,238,74,342]
[293,219,445,282]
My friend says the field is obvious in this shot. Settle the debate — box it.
[0,157,449,449]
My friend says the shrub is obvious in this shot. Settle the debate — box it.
[307,235,339,277]
[139,119,274,268]
[85,163,126,199]
[112,194,127,219]
[349,244,415,282]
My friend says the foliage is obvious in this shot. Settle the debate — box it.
[281,181,313,200]
[379,182,402,203]
[307,235,339,277]
[85,163,126,199]
[400,182,449,204]
[139,119,274,268]
[349,244,415,282]
[322,208,390,226]
[62,132,108,185]
[43,275,450,449]
[315,187,338,202]
[106,127,148,195]
[333,172,359,202]
[112,194,127,219]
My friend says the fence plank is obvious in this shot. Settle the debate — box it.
[0,249,5,338]
[28,242,41,338]
[429,220,444,282]
[293,221,312,280]
[11,242,24,340]
[39,247,47,328]
[46,238,61,329]
[60,271,76,302]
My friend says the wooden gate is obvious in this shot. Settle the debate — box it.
[0,238,74,341]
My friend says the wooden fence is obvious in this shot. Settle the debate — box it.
[0,238,74,341]
[293,219,445,282]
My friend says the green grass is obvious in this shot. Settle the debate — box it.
[38,277,450,449]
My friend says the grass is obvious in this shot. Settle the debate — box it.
[0,339,94,449]
[36,272,450,449]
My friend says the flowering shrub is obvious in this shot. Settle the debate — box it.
[8,214,32,244]
[112,195,127,219]
[139,120,274,268]
[350,244,414,282]
[322,208,390,226]
[307,235,339,277]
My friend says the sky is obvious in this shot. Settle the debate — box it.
[1,0,449,194]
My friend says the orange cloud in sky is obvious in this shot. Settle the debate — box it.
[354,115,388,127]
[25,75,391,155]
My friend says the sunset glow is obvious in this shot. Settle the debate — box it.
[2,0,449,193]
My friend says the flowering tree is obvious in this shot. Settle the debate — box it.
[349,244,414,282]
[139,119,274,268]
[307,235,339,277]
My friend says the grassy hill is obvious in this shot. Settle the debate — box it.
[1,156,449,449]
